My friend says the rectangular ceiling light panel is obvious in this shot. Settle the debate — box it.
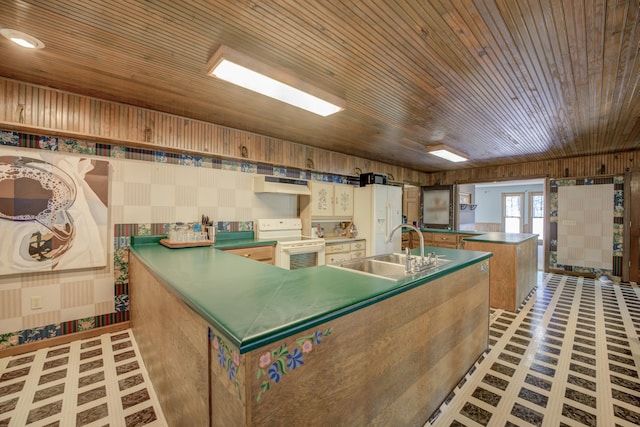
[207,45,345,117]
[426,144,468,162]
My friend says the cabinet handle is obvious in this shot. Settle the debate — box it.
[244,254,251,257]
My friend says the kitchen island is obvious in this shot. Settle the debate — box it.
[462,232,538,312]
[129,237,492,426]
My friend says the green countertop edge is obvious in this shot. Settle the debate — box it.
[462,232,538,244]
[130,239,493,354]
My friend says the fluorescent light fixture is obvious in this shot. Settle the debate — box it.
[426,144,468,162]
[0,29,44,49]
[207,45,345,117]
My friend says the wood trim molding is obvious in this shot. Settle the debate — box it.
[0,322,130,358]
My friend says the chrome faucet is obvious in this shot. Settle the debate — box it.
[386,223,426,271]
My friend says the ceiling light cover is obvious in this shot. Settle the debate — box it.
[207,45,345,117]
[426,144,468,162]
[0,29,45,49]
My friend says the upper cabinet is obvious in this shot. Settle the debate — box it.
[311,182,354,217]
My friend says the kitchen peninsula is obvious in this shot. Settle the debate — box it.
[129,238,492,426]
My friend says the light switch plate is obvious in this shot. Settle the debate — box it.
[31,296,43,310]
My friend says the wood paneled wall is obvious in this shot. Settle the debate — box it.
[0,78,427,184]
[429,151,638,184]
[1,77,637,186]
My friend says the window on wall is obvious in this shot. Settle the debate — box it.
[502,192,524,233]
[530,192,544,241]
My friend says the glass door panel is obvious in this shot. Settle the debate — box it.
[503,193,523,233]
[530,192,544,241]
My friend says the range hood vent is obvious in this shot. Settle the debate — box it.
[253,175,311,195]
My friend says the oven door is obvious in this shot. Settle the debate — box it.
[276,242,326,270]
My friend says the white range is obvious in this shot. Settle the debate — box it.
[254,218,326,269]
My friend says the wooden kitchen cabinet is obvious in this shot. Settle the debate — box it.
[311,182,354,217]
[409,231,475,249]
[430,232,457,248]
[326,239,366,265]
[223,245,275,265]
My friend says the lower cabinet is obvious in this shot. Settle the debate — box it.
[409,232,475,250]
[222,245,275,264]
[326,239,366,265]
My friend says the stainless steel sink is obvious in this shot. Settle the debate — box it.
[371,253,407,264]
[334,258,408,281]
[328,253,451,281]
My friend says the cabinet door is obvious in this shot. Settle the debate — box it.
[311,182,334,216]
[333,185,354,216]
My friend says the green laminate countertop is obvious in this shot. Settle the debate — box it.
[462,232,538,244]
[130,241,492,354]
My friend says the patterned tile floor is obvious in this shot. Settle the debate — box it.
[0,330,167,426]
[2,272,639,426]
[427,272,640,427]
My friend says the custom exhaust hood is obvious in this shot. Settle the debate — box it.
[253,175,311,195]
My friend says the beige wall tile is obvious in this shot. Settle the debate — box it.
[60,280,94,308]
[94,301,114,316]
[22,310,60,329]
[61,304,94,322]
[0,317,22,335]
[0,289,21,319]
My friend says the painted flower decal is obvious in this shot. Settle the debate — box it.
[301,340,313,353]
[286,348,304,370]
[268,362,282,383]
[229,364,236,380]
[218,346,226,368]
[210,331,242,400]
[256,328,332,403]
[259,352,271,368]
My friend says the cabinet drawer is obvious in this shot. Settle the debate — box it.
[350,240,366,251]
[431,233,457,245]
[326,243,350,254]
[327,252,351,265]
[350,250,366,259]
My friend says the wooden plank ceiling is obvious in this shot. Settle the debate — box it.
[0,0,639,172]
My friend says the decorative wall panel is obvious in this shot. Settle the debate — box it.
[0,149,109,275]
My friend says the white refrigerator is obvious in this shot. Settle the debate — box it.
[354,184,403,256]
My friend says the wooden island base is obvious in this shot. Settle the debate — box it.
[130,254,490,426]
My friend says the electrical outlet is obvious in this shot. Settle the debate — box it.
[31,296,43,310]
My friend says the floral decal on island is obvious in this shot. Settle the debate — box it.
[256,328,332,403]
[211,333,242,399]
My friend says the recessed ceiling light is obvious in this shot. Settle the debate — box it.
[0,28,45,49]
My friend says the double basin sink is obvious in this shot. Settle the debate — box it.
[329,252,451,281]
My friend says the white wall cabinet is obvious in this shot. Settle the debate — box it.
[311,182,354,217]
